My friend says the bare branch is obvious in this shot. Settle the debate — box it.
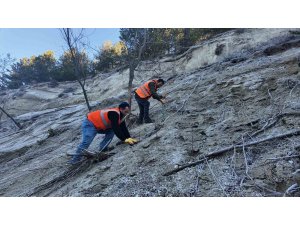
[242,136,253,181]
[289,83,299,97]
[163,129,300,176]
[265,154,300,161]
[245,112,300,141]
[0,105,22,129]
[60,28,91,111]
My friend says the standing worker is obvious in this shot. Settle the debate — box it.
[70,102,138,165]
[134,78,166,124]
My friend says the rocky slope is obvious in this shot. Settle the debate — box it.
[1,28,300,196]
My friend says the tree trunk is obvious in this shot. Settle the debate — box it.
[72,56,91,112]
[0,106,22,129]
[127,29,148,108]
[128,62,136,108]
[78,80,91,111]
[61,28,91,112]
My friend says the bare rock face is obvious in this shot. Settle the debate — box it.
[1,28,300,196]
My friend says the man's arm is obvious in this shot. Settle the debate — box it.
[108,111,127,141]
[149,82,166,104]
[149,82,162,100]
[120,122,131,139]
[148,82,163,100]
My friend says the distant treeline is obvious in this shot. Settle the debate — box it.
[0,28,232,89]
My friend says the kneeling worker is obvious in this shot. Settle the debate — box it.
[70,102,138,165]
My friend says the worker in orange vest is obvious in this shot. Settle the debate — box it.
[134,78,166,124]
[69,102,138,165]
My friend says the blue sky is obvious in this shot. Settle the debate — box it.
[0,28,120,60]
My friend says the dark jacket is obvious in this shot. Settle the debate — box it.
[148,81,163,100]
[107,111,130,141]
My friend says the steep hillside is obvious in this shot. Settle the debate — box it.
[1,28,300,196]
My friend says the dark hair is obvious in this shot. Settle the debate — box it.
[119,102,130,109]
[157,78,165,85]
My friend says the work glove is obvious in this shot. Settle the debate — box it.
[125,138,138,145]
[129,138,138,143]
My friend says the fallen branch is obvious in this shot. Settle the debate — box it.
[28,152,115,196]
[237,111,300,145]
[163,129,300,176]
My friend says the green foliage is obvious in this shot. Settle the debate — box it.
[54,51,75,81]
[4,50,95,88]
[7,51,56,88]
[120,28,233,59]
[94,28,233,73]
[94,41,127,72]
[53,49,95,81]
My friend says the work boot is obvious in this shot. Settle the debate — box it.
[144,117,154,123]
[101,146,115,152]
[82,149,96,157]
[68,155,85,165]
[137,117,143,124]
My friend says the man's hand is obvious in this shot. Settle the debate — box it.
[125,138,138,145]
[130,138,138,143]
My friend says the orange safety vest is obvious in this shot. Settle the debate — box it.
[135,80,158,100]
[87,107,121,130]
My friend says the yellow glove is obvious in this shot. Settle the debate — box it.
[125,138,138,145]
[130,138,138,143]
[125,138,135,145]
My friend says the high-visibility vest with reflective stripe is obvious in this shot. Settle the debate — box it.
[135,80,158,99]
[87,107,121,130]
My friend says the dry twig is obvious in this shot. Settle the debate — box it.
[204,157,228,197]
[242,136,253,181]
[265,154,300,161]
